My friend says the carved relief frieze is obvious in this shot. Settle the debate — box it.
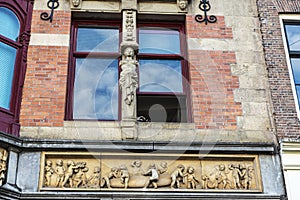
[0,148,8,187]
[39,153,262,192]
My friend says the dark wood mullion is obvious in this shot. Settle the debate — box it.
[73,52,121,58]
[0,35,22,48]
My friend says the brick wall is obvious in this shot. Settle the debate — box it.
[186,15,242,130]
[20,10,71,127]
[257,0,300,139]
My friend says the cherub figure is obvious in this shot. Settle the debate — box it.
[102,167,120,189]
[215,164,231,189]
[87,167,101,188]
[170,164,185,189]
[158,162,168,174]
[73,162,88,188]
[245,166,254,190]
[131,160,144,176]
[44,160,54,187]
[184,166,199,189]
[229,164,241,189]
[55,159,65,187]
[143,164,159,189]
[62,160,77,187]
[119,165,130,189]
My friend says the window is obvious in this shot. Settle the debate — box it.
[284,22,300,112]
[67,21,121,120]
[66,20,190,122]
[0,1,33,135]
[137,23,189,122]
[0,7,20,110]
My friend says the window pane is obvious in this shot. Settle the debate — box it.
[73,58,119,120]
[76,27,119,52]
[296,86,300,108]
[291,58,300,84]
[0,7,20,41]
[0,42,17,110]
[139,59,183,93]
[285,25,300,51]
[139,28,180,54]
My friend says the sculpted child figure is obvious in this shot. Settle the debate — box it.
[44,160,54,187]
[184,166,199,189]
[55,159,65,187]
[170,164,185,189]
[143,164,159,189]
[103,167,120,189]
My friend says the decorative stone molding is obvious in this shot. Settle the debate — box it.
[39,152,262,192]
[0,149,8,187]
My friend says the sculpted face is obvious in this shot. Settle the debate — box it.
[72,0,80,7]
[178,0,187,10]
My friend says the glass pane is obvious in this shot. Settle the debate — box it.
[285,25,300,51]
[0,7,20,41]
[139,59,183,93]
[291,58,300,84]
[139,28,180,54]
[73,58,119,120]
[296,86,300,108]
[0,42,17,110]
[76,26,119,52]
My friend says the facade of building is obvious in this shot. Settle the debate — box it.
[0,0,286,199]
[258,0,300,200]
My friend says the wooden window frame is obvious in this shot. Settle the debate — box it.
[0,1,33,136]
[66,19,191,122]
[65,20,122,121]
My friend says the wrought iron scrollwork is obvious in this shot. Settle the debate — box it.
[195,0,217,25]
[40,0,59,23]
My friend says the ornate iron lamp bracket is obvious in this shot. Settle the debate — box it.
[195,0,217,25]
[40,0,59,23]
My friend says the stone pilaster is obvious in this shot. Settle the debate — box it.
[120,9,139,140]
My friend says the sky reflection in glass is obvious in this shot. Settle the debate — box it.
[0,7,20,41]
[0,42,16,110]
[291,58,300,85]
[73,59,118,120]
[139,28,180,54]
[285,25,300,51]
[139,59,183,93]
[76,27,119,52]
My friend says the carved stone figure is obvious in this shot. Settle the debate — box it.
[184,166,199,189]
[245,166,254,189]
[120,165,130,189]
[214,164,231,189]
[131,160,144,176]
[62,160,77,187]
[229,164,241,189]
[177,0,188,11]
[0,150,7,186]
[143,164,159,189]
[87,167,101,188]
[55,159,65,187]
[170,164,185,189]
[102,167,120,189]
[119,47,138,119]
[73,162,89,188]
[72,0,81,7]
[44,160,54,187]
[158,162,168,174]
